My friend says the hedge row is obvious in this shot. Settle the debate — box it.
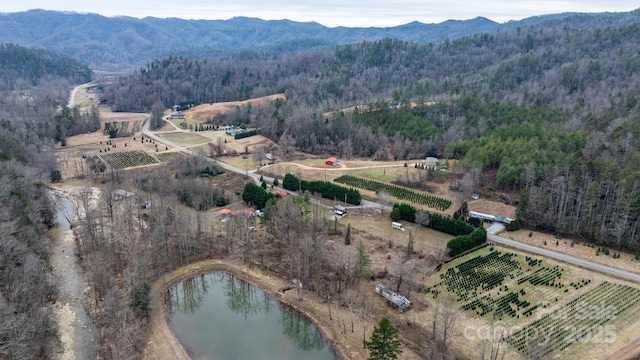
[447,227,488,257]
[234,129,259,139]
[283,173,361,205]
[391,202,475,236]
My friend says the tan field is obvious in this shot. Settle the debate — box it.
[184,93,286,121]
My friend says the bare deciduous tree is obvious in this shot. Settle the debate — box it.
[278,132,296,160]
[252,145,265,165]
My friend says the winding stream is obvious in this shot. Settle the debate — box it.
[50,194,97,360]
[165,272,337,360]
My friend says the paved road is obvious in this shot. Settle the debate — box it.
[143,118,271,185]
[68,81,95,107]
[488,234,640,283]
[144,118,640,283]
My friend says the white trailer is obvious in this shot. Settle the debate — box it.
[469,211,495,222]
[391,222,405,231]
[375,283,412,312]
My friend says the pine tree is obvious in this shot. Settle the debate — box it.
[356,241,371,279]
[390,207,401,221]
[364,318,402,360]
[345,223,352,245]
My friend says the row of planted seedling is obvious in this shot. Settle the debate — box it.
[101,150,159,169]
[505,282,640,358]
[333,174,452,210]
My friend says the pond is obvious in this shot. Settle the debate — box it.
[165,272,338,360]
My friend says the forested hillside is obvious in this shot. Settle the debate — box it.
[1,9,639,68]
[0,48,93,358]
[104,19,640,251]
[0,43,91,90]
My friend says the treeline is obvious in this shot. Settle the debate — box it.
[283,173,361,205]
[0,49,90,357]
[103,22,640,159]
[0,43,91,90]
[54,105,101,145]
[445,124,588,188]
[103,20,640,248]
[5,9,640,69]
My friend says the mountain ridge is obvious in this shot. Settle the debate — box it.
[0,8,638,69]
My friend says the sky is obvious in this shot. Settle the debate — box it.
[1,1,638,28]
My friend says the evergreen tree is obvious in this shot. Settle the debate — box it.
[356,241,371,279]
[345,223,352,245]
[364,318,402,360]
[390,207,401,221]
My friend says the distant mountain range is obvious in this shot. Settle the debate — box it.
[0,9,638,69]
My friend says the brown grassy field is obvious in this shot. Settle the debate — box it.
[184,93,286,121]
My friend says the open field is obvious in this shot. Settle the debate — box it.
[184,93,286,121]
[169,117,201,129]
[158,132,211,146]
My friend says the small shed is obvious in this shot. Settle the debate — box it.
[265,153,275,164]
[326,157,338,166]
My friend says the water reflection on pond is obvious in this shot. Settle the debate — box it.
[165,272,337,360]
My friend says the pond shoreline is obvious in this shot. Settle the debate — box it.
[144,260,349,360]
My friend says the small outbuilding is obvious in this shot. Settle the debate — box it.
[265,153,275,164]
[325,157,338,166]
[424,157,438,169]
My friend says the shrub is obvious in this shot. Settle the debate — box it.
[447,227,487,256]
[130,282,150,316]
[283,173,361,205]
[505,219,523,231]
[390,207,401,221]
[50,170,62,183]
[234,129,259,139]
